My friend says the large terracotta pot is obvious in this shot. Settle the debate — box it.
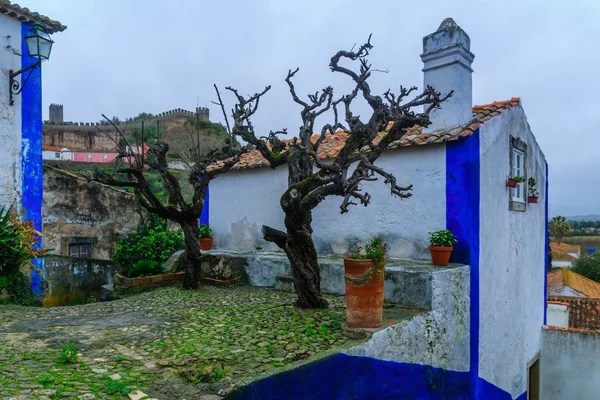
[429,245,453,266]
[343,256,384,328]
[199,238,213,251]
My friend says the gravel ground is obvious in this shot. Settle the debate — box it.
[0,286,359,399]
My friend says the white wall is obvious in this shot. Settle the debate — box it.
[210,144,447,259]
[478,105,547,396]
[541,327,600,399]
[0,15,23,210]
[546,303,569,328]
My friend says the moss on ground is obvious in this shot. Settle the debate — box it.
[0,286,358,399]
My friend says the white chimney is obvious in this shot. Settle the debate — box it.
[421,18,475,132]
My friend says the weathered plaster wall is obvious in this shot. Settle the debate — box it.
[0,15,23,210]
[345,265,470,372]
[210,145,447,259]
[43,256,116,307]
[541,327,600,400]
[478,105,547,397]
[43,166,142,260]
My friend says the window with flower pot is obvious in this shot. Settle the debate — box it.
[509,137,528,212]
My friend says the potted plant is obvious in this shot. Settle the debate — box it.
[428,230,458,267]
[507,175,525,188]
[199,223,213,250]
[528,177,539,203]
[343,237,388,328]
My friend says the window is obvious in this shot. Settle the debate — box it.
[69,243,91,258]
[87,153,92,159]
[509,136,528,212]
[511,149,524,202]
[103,154,108,159]
[55,152,61,159]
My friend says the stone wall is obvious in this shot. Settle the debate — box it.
[42,165,142,260]
[548,295,600,331]
[541,326,600,399]
[43,256,116,307]
[42,107,210,152]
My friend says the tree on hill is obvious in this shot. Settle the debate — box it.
[218,36,451,308]
[549,216,571,244]
[90,115,246,289]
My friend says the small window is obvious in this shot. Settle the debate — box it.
[509,136,528,212]
[103,154,108,159]
[69,243,91,258]
[55,152,61,159]
[87,154,92,159]
[511,149,524,202]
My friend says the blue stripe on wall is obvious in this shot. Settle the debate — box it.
[544,162,549,324]
[200,183,209,226]
[445,131,480,397]
[20,22,44,295]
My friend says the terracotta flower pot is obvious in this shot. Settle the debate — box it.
[506,178,518,188]
[199,238,213,251]
[343,256,384,328]
[429,245,453,266]
[528,196,538,203]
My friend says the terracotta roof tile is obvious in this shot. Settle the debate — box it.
[0,1,66,33]
[220,97,520,170]
[42,145,61,152]
[547,268,600,298]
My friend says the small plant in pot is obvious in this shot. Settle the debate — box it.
[343,237,388,328]
[428,230,458,267]
[528,177,539,203]
[507,175,525,188]
[199,223,213,250]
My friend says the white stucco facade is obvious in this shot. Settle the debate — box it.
[478,105,547,397]
[546,303,569,328]
[209,144,447,259]
[0,14,23,210]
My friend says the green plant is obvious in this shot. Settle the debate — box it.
[0,272,35,305]
[572,253,600,283]
[112,217,184,274]
[103,376,132,395]
[513,175,525,183]
[528,177,539,197]
[59,343,78,364]
[347,237,389,284]
[428,230,458,247]
[0,206,46,276]
[38,374,54,389]
[129,260,164,277]
[199,223,213,239]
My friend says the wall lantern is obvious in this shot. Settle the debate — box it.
[9,24,54,106]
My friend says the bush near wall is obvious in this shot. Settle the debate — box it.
[112,214,184,277]
[0,208,45,305]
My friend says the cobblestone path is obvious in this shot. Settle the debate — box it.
[0,286,356,399]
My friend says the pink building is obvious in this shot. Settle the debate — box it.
[71,145,148,163]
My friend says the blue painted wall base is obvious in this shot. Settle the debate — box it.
[226,353,522,400]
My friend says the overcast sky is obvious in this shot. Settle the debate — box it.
[25,0,600,217]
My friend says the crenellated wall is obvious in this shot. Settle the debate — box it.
[42,107,210,152]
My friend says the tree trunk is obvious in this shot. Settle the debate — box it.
[180,218,202,289]
[283,213,328,309]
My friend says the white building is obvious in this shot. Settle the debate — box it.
[210,18,548,399]
[42,145,72,161]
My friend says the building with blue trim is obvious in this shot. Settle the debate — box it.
[209,18,547,399]
[0,1,66,294]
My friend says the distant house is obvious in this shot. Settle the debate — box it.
[548,268,600,331]
[42,145,72,161]
[71,145,147,163]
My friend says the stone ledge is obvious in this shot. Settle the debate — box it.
[114,272,184,295]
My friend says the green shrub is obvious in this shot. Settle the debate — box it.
[199,223,213,238]
[0,273,35,305]
[428,230,458,247]
[129,260,164,277]
[112,213,184,275]
[572,253,600,283]
[0,207,46,276]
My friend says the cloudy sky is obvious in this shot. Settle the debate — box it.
[25,0,600,217]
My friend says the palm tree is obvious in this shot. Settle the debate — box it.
[549,216,571,244]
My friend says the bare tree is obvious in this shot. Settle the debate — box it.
[218,36,451,308]
[90,116,245,289]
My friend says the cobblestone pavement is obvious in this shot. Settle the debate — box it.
[0,286,358,399]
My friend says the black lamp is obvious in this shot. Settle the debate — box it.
[9,24,54,106]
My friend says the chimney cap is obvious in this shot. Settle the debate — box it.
[437,18,458,32]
